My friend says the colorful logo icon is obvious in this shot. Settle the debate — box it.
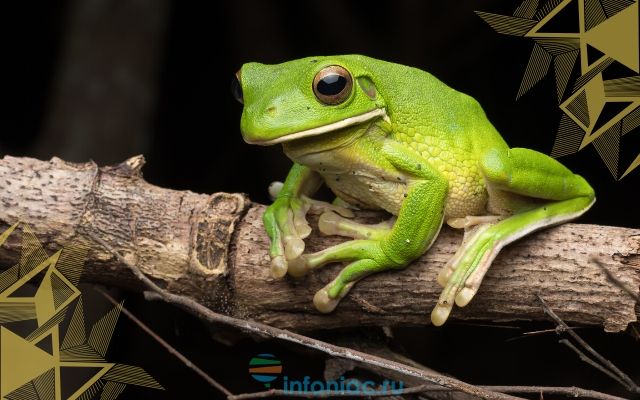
[248,353,282,388]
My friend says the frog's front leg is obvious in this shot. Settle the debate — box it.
[298,141,448,313]
[263,163,353,278]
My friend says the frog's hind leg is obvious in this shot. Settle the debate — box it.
[436,220,497,287]
[431,148,595,326]
[447,215,504,229]
[319,211,394,240]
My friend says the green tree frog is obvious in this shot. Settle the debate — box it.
[232,55,595,326]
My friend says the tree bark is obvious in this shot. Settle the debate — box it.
[0,155,638,332]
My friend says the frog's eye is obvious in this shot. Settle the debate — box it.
[313,65,353,105]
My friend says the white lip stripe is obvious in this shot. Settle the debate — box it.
[249,108,387,145]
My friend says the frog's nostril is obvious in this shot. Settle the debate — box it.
[231,71,243,104]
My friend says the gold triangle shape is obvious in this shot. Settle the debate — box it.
[584,2,639,72]
[34,331,54,355]
[580,100,640,147]
[59,362,114,400]
[526,0,581,38]
[620,152,640,179]
[1,326,55,397]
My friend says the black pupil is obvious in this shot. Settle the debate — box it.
[317,73,347,96]
[231,76,243,104]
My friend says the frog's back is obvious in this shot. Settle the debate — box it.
[364,57,508,217]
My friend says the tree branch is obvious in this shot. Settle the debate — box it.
[80,219,521,400]
[0,155,639,332]
[228,385,628,400]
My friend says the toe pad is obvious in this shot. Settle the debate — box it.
[270,256,288,278]
[313,288,340,313]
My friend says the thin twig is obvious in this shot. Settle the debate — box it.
[96,287,233,397]
[558,339,630,389]
[505,327,584,342]
[228,385,436,399]
[81,226,522,400]
[538,295,640,394]
[486,386,627,400]
[590,255,640,303]
[229,384,628,400]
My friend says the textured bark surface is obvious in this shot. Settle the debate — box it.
[0,155,638,332]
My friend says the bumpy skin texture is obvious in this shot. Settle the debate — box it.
[237,55,595,326]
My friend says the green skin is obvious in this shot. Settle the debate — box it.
[237,55,595,326]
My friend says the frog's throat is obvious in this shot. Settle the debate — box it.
[253,108,389,146]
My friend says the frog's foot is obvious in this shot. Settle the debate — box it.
[318,211,394,240]
[286,238,396,313]
[431,197,594,326]
[446,215,503,229]
[287,238,377,278]
[302,240,395,313]
[437,218,500,287]
[432,222,502,326]
[331,196,356,210]
[304,195,356,218]
[263,194,353,279]
[313,278,356,313]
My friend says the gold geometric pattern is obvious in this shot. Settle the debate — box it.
[0,222,164,399]
[477,0,640,179]
[99,382,126,400]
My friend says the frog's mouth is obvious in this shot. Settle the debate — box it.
[251,108,388,146]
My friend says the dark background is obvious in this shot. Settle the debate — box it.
[2,0,639,399]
